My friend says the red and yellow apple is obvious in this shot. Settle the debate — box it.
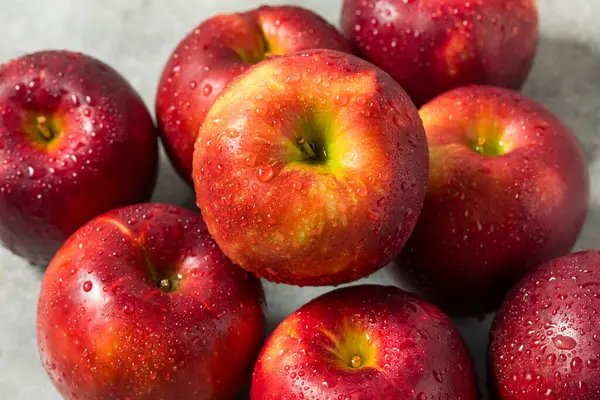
[251,285,479,399]
[397,85,589,313]
[156,5,352,183]
[0,51,158,265]
[192,49,429,286]
[37,203,265,399]
[341,0,539,106]
[490,250,600,399]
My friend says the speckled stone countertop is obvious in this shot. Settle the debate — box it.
[1,1,599,399]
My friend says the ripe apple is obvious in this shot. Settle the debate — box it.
[156,5,352,184]
[251,284,479,399]
[490,250,600,399]
[341,0,539,106]
[192,49,429,286]
[397,85,589,313]
[0,50,158,265]
[37,203,265,399]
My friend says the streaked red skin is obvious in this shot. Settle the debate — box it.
[341,0,539,106]
[37,204,265,400]
[397,86,589,314]
[251,285,479,400]
[192,49,428,286]
[156,5,352,184]
[0,51,157,265]
[490,250,600,399]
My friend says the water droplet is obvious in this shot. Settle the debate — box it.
[571,357,583,373]
[82,281,93,292]
[553,334,577,350]
[393,114,404,127]
[203,84,212,96]
[257,166,274,182]
[123,301,135,314]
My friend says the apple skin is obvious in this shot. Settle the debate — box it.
[397,85,589,314]
[341,0,539,106]
[251,284,479,399]
[37,203,266,400]
[192,49,429,286]
[489,250,600,399]
[0,51,158,265]
[156,5,352,184]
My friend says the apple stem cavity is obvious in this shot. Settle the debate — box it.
[297,137,327,163]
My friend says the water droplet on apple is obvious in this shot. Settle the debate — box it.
[571,356,583,373]
[257,166,275,182]
[203,84,212,96]
[82,281,93,292]
[123,301,135,314]
[552,334,577,350]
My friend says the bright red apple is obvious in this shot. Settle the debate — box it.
[0,50,158,265]
[490,250,600,399]
[37,203,265,399]
[192,49,429,286]
[251,284,479,399]
[156,5,352,184]
[397,85,589,313]
[341,0,539,106]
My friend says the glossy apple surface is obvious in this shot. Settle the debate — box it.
[37,203,265,399]
[156,5,352,183]
[341,0,539,106]
[0,50,158,265]
[252,285,478,399]
[398,85,589,313]
[192,49,428,286]
[490,250,600,399]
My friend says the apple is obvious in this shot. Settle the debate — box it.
[37,203,265,399]
[192,49,429,286]
[156,5,353,184]
[397,85,589,314]
[0,50,158,265]
[341,0,539,106]
[490,250,600,399]
[251,284,479,399]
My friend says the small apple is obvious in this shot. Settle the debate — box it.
[251,284,479,399]
[37,203,265,399]
[397,85,589,313]
[490,250,600,399]
[0,50,158,265]
[192,49,429,286]
[341,0,539,106]
[156,5,352,184]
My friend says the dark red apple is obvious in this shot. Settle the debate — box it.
[192,49,428,286]
[156,5,352,184]
[397,85,589,313]
[37,203,265,399]
[490,250,600,399]
[341,0,539,106]
[0,50,158,265]
[251,284,479,399]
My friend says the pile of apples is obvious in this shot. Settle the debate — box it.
[0,1,595,399]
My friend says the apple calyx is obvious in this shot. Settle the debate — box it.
[297,137,327,164]
[155,273,182,293]
[25,113,62,148]
[467,118,506,157]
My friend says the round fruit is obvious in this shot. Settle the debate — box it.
[251,285,479,399]
[156,5,352,184]
[341,0,539,106]
[37,203,265,399]
[192,49,429,286]
[0,50,158,265]
[397,85,589,313]
[490,250,600,399]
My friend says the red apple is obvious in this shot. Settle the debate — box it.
[192,49,429,286]
[156,5,352,184]
[397,85,589,313]
[251,284,479,399]
[341,0,539,106]
[490,250,600,399]
[37,203,265,399]
[0,50,158,265]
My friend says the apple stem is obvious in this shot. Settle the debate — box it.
[36,116,55,142]
[159,278,171,291]
[297,137,317,159]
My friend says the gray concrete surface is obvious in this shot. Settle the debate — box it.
[0,0,599,399]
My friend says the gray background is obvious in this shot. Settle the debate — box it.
[0,0,599,399]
